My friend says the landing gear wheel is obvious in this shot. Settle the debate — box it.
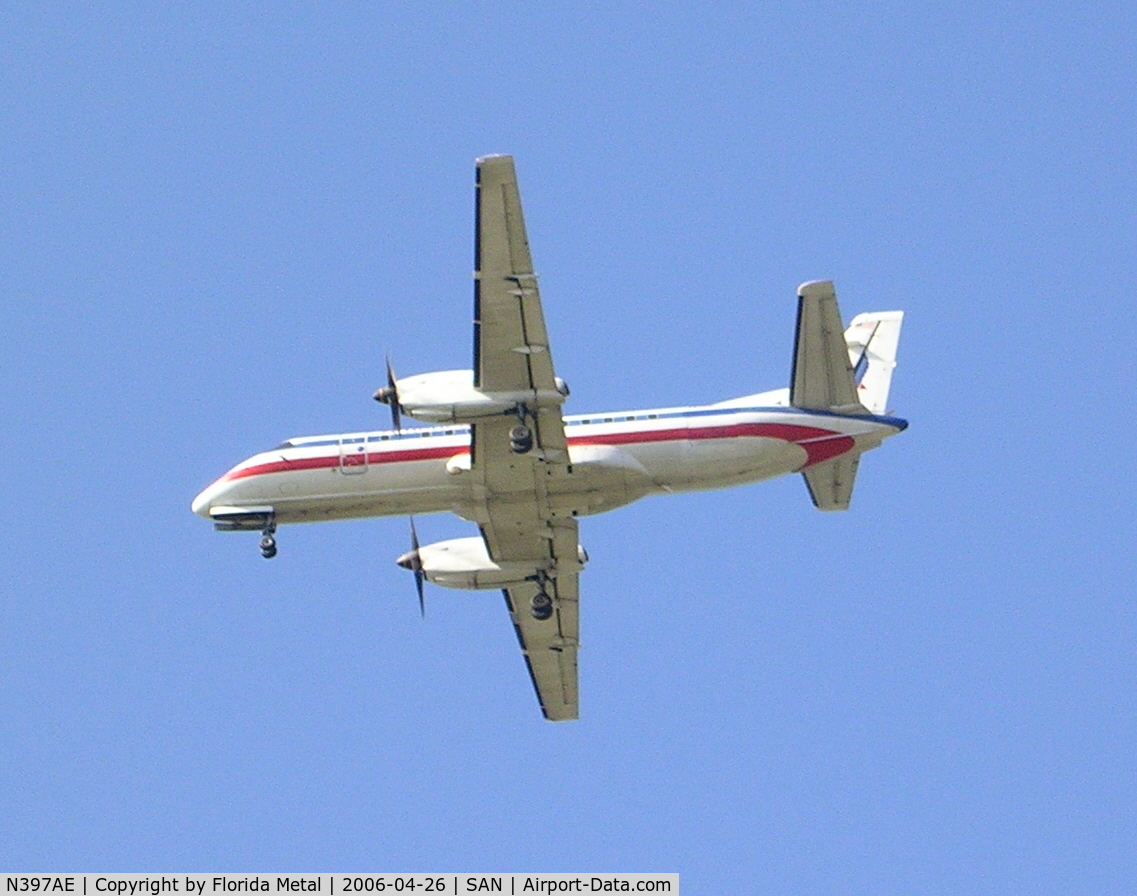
[510,424,534,454]
[259,535,277,559]
[530,590,553,621]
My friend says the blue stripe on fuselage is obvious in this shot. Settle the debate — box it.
[277,405,907,449]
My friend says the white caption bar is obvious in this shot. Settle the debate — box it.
[1,876,678,896]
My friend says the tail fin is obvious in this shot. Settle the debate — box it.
[791,283,905,511]
[845,311,903,415]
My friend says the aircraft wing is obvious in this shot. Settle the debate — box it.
[498,526,580,721]
[473,156,566,435]
[470,154,579,720]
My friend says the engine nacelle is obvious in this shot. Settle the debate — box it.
[389,369,569,424]
[398,535,587,591]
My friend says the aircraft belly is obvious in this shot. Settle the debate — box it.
[555,443,656,516]
[636,436,806,493]
[543,435,815,514]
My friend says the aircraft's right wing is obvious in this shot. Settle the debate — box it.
[790,280,867,415]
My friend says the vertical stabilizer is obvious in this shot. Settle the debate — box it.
[791,283,906,511]
[845,311,904,415]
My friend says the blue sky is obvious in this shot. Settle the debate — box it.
[3,3,1135,891]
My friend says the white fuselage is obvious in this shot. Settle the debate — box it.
[192,395,907,526]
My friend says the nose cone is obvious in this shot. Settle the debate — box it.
[396,549,420,571]
[192,479,225,518]
[191,488,212,518]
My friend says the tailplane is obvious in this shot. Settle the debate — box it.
[790,281,864,415]
[802,454,860,511]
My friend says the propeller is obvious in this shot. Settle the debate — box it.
[372,355,402,431]
[395,516,426,617]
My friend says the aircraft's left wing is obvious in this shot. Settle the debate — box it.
[470,155,579,720]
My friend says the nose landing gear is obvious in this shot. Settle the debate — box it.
[259,523,277,559]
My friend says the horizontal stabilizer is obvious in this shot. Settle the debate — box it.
[802,454,860,511]
[790,281,867,415]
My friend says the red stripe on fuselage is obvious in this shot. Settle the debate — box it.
[220,444,457,482]
[570,422,854,467]
[220,421,853,482]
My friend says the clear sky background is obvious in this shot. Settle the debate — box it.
[3,3,1135,891]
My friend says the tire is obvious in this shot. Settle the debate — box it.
[510,425,534,454]
[531,590,553,620]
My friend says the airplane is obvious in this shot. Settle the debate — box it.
[192,154,906,721]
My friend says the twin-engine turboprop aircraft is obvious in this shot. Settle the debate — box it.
[193,155,907,721]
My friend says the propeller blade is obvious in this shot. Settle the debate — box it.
[410,517,424,617]
[396,517,425,617]
[372,355,402,431]
[386,356,402,432]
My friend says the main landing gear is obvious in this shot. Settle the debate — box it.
[510,404,535,455]
[530,589,553,620]
[510,424,534,454]
[529,570,554,621]
[259,522,277,559]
